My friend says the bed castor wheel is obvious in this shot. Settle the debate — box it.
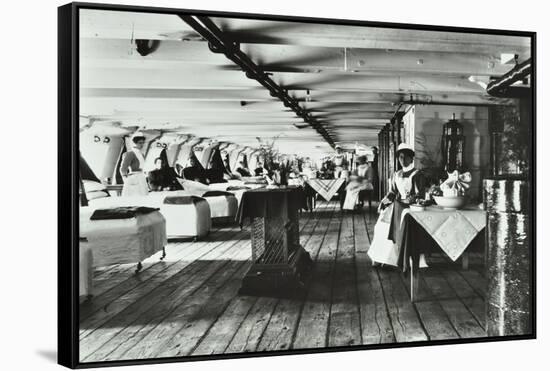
[160,248,166,261]
[193,237,198,242]
[135,262,142,273]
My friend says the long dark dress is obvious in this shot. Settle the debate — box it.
[207,148,230,183]
[183,166,208,184]
[147,167,183,191]
[236,167,251,177]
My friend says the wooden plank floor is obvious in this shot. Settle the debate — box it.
[80,200,487,362]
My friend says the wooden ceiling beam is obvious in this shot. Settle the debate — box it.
[81,38,521,77]
[80,87,274,101]
[81,66,485,94]
[180,14,335,146]
[81,88,506,106]
[79,10,530,55]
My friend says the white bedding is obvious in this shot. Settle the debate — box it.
[88,194,211,238]
[204,179,264,205]
[162,190,237,220]
[80,208,167,267]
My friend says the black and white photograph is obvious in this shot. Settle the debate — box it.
[58,1,535,368]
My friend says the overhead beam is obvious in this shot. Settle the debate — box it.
[81,38,517,77]
[179,14,335,147]
[210,18,531,54]
[81,88,508,106]
[80,66,485,94]
[486,58,531,98]
[80,87,274,101]
[81,98,393,119]
[79,10,530,55]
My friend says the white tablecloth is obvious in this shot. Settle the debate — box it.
[403,206,486,261]
[306,178,345,201]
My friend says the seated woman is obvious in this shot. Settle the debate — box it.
[254,162,267,176]
[205,167,227,184]
[147,157,183,191]
[206,148,229,183]
[342,156,374,211]
[235,161,252,177]
[332,145,349,179]
[183,154,208,184]
[368,143,427,266]
[302,163,318,179]
[358,159,375,209]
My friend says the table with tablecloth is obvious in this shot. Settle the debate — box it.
[397,205,486,301]
[305,178,346,202]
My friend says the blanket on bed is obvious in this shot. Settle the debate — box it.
[202,190,234,197]
[90,206,160,220]
[162,195,205,205]
[227,186,251,191]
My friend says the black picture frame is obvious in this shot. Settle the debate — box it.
[58,2,536,368]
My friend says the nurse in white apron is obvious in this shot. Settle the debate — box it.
[368,143,427,266]
[332,145,348,179]
[120,133,150,197]
[342,156,374,210]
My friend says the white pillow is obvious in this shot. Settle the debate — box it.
[85,190,110,201]
[178,179,210,192]
[83,180,107,192]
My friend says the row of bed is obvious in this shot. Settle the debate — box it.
[79,177,267,299]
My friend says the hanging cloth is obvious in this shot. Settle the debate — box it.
[223,152,232,173]
[183,149,207,184]
[159,148,170,167]
[114,137,127,185]
[187,150,205,171]
[209,147,232,176]
[80,152,100,183]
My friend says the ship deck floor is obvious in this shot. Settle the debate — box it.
[79,200,487,363]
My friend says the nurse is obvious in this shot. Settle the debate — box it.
[368,143,426,266]
[332,145,349,179]
[120,132,150,196]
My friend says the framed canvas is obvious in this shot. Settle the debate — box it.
[58,2,536,368]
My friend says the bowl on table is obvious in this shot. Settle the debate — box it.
[432,195,467,210]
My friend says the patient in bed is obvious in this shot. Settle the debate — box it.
[148,157,183,191]
[235,161,252,177]
[183,156,208,184]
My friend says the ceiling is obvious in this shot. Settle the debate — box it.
[79,9,531,158]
